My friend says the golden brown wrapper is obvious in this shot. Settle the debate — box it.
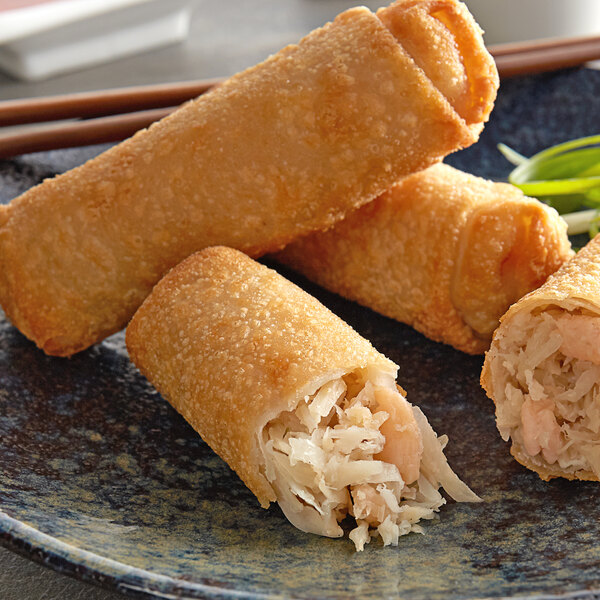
[509,446,599,483]
[0,0,498,357]
[377,0,497,131]
[481,236,600,482]
[275,164,573,354]
[126,247,397,507]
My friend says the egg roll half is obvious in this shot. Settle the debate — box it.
[0,0,498,357]
[482,235,600,482]
[126,247,480,551]
[275,164,573,354]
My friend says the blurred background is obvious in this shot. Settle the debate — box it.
[1,0,383,100]
[2,0,600,101]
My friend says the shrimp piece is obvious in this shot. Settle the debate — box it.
[555,314,600,365]
[373,386,423,484]
[520,396,563,464]
[351,484,389,525]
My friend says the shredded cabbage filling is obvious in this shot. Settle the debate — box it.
[492,309,600,477]
[261,371,479,551]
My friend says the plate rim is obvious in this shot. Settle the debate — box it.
[0,509,269,600]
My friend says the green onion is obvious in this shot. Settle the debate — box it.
[500,135,600,240]
[562,209,599,235]
[497,143,528,166]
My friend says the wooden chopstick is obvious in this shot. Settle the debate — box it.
[489,34,600,78]
[0,108,173,159]
[0,78,220,127]
[1,35,599,159]
[489,34,600,57]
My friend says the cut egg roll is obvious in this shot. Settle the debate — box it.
[482,235,600,482]
[275,164,573,354]
[0,0,498,357]
[126,247,480,551]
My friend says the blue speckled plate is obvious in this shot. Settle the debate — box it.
[1,69,600,600]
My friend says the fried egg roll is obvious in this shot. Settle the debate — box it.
[126,247,480,551]
[275,164,573,354]
[0,0,498,357]
[482,236,600,482]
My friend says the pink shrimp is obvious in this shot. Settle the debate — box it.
[351,484,388,525]
[373,386,423,484]
[520,396,563,464]
[555,314,600,365]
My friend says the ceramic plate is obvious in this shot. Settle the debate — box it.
[1,68,600,600]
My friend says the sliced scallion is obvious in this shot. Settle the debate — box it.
[500,135,600,240]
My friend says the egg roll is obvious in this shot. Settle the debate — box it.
[126,247,480,551]
[481,235,600,481]
[275,164,573,354]
[0,0,498,358]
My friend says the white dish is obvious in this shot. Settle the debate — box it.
[0,0,192,81]
[465,0,600,45]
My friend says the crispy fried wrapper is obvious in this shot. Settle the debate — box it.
[275,164,573,354]
[0,0,498,357]
[126,247,480,551]
[482,235,600,481]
